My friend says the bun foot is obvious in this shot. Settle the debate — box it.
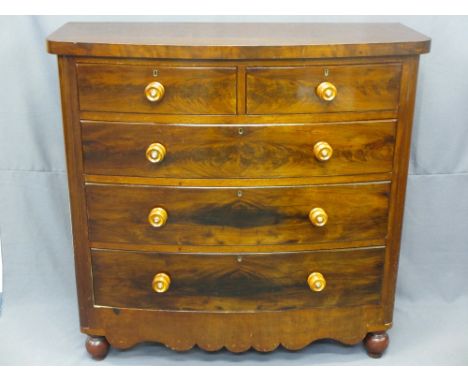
[85,335,110,360]
[363,331,389,358]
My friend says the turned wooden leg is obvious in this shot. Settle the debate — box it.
[85,335,110,360]
[363,331,389,358]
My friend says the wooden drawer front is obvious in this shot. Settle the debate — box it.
[76,64,237,114]
[86,182,389,249]
[92,247,384,311]
[82,121,395,178]
[246,64,401,114]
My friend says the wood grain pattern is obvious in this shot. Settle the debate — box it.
[47,22,430,59]
[82,120,395,179]
[91,247,384,312]
[77,63,237,114]
[86,182,390,249]
[246,64,402,114]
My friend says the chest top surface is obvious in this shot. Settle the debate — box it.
[47,22,430,59]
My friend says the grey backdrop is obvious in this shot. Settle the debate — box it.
[0,16,467,365]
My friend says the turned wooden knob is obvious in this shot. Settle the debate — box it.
[152,273,171,293]
[316,81,337,102]
[314,141,333,161]
[146,142,166,163]
[148,207,168,228]
[307,272,326,292]
[309,207,328,227]
[145,81,165,102]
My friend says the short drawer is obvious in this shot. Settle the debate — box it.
[82,120,396,178]
[76,63,237,114]
[91,247,385,312]
[86,182,390,249]
[246,64,401,114]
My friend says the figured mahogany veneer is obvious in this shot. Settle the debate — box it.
[86,182,390,248]
[82,120,396,179]
[246,64,402,115]
[48,22,430,359]
[77,64,237,115]
[92,247,385,312]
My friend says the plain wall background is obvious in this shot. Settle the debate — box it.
[0,15,467,365]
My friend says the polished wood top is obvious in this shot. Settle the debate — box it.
[47,22,431,59]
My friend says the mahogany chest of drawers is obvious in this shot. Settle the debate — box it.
[48,22,430,359]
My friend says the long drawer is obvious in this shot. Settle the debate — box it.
[91,247,385,312]
[82,121,396,179]
[86,182,390,249]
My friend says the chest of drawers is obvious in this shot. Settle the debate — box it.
[48,22,430,359]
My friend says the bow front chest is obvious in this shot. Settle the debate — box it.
[48,22,430,359]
